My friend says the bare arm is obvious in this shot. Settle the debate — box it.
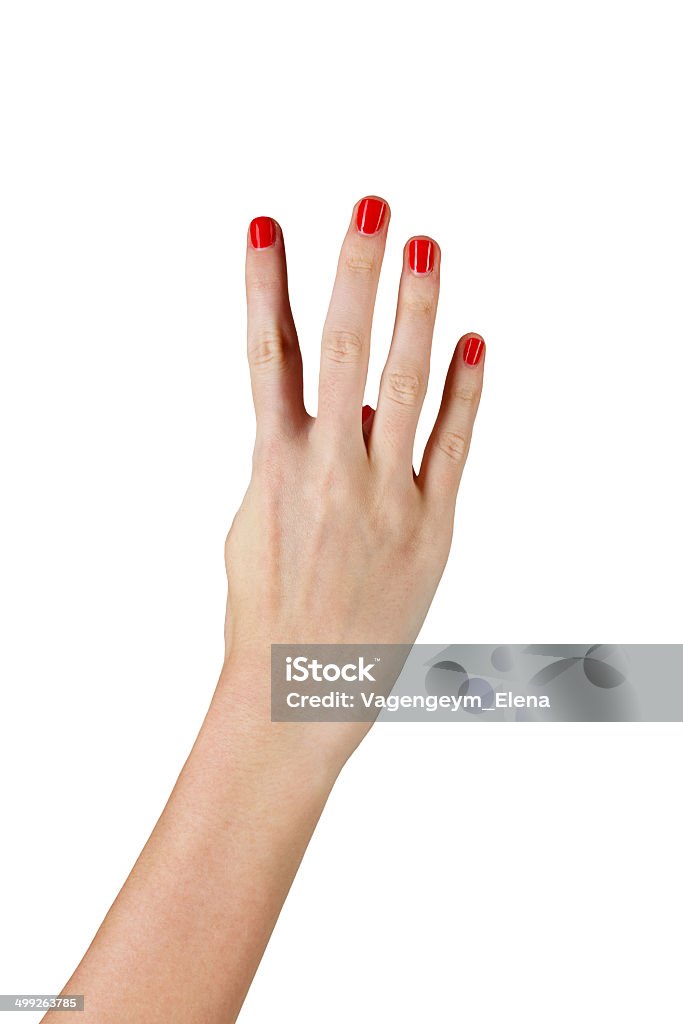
[51,667,337,1022]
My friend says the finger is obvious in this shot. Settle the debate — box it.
[369,237,440,477]
[418,333,485,507]
[316,196,390,435]
[245,216,306,434]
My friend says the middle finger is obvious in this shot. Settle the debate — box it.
[316,195,390,436]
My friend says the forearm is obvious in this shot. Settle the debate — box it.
[46,663,338,1024]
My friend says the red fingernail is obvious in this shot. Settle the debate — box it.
[408,238,434,275]
[249,216,276,249]
[362,404,374,424]
[463,336,485,365]
[356,197,387,235]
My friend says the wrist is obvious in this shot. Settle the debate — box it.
[204,652,345,800]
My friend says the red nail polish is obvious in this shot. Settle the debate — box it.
[356,197,387,235]
[408,238,434,275]
[362,404,374,424]
[463,336,485,365]
[249,216,275,249]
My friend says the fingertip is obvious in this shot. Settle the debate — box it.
[406,236,439,276]
[355,195,390,235]
[362,404,375,445]
[459,333,486,366]
[248,216,278,250]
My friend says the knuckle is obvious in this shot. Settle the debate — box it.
[437,429,468,462]
[248,328,289,371]
[384,369,423,407]
[323,328,364,364]
[376,499,422,548]
[303,463,353,512]
[453,383,479,405]
[403,295,434,318]
[343,249,377,276]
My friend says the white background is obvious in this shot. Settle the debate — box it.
[1,1,682,1021]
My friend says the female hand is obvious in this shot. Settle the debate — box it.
[222,195,485,765]
[46,196,485,1024]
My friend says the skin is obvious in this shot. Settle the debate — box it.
[44,197,485,1023]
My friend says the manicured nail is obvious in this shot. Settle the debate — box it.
[362,404,374,424]
[463,335,485,365]
[356,197,387,236]
[249,216,276,249]
[408,237,434,275]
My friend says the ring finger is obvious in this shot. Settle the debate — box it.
[369,236,440,477]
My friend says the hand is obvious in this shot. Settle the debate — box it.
[45,198,486,1024]
[222,196,485,761]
